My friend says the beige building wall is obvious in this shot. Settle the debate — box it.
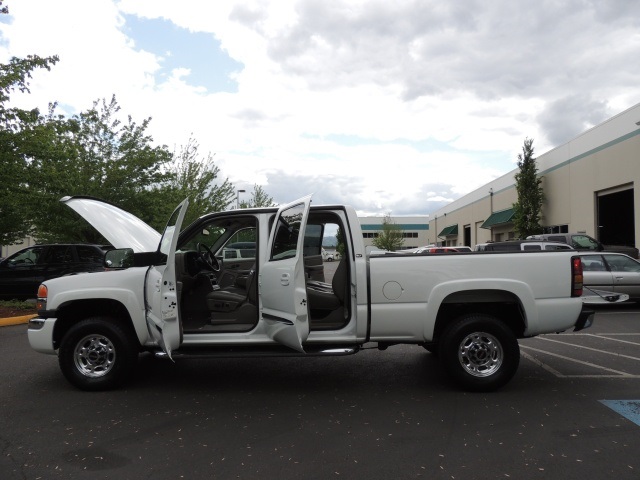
[429,103,640,248]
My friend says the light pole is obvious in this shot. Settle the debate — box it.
[236,189,246,209]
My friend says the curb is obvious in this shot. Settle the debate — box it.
[0,314,36,327]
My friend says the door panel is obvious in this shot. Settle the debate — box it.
[145,199,189,358]
[260,196,312,352]
[603,254,640,299]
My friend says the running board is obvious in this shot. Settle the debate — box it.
[154,344,360,359]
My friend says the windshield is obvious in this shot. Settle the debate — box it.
[572,235,599,250]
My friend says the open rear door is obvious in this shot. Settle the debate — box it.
[145,199,189,359]
[260,195,312,352]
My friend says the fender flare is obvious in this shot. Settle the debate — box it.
[423,279,538,341]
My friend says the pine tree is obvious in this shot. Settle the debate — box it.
[512,138,544,238]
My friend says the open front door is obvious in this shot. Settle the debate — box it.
[145,199,189,359]
[260,195,312,353]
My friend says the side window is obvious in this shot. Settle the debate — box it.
[523,245,541,250]
[271,203,304,261]
[581,255,605,271]
[222,230,257,261]
[604,255,640,272]
[42,246,73,264]
[304,224,323,257]
[76,246,104,263]
[7,246,44,266]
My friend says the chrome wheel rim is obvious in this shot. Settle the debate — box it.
[458,331,503,377]
[73,334,116,378]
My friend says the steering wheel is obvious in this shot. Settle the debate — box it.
[197,243,221,272]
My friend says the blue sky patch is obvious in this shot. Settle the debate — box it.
[121,14,242,93]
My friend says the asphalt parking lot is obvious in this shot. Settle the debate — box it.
[0,302,638,479]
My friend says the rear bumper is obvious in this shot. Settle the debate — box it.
[573,307,595,332]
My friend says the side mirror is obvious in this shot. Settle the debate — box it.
[104,248,135,269]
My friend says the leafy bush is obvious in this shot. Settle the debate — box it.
[0,300,36,311]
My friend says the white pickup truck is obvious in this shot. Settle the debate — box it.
[28,196,593,392]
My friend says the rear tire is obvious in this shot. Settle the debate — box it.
[439,314,519,392]
[58,317,138,391]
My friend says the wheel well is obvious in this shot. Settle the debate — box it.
[432,290,526,343]
[52,299,136,350]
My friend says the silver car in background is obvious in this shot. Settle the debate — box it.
[580,252,640,302]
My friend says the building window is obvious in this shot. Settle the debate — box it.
[543,225,569,234]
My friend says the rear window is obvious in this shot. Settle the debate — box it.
[544,244,571,251]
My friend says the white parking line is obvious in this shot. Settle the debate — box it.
[520,345,640,378]
[520,351,564,377]
[535,336,640,362]
[586,334,640,347]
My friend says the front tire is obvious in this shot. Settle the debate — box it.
[439,314,520,392]
[58,317,138,391]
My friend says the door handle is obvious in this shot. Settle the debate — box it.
[281,273,290,286]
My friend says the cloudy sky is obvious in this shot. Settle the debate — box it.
[1,0,639,216]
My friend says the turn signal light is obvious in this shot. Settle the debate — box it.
[36,284,48,311]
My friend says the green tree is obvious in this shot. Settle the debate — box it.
[335,227,346,258]
[239,184,276,208]
[372,214,404,251]
[26,95,175,242]
[0,54,60,245]
[166,137,235,227]
[512,138,544,238]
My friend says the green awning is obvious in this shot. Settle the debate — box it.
[438,224,458,237]
[481,208,515,229]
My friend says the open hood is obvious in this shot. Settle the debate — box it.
[62,196,161,252]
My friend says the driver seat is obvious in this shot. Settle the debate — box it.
[206,266,257,324]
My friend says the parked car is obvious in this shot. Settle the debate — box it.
[0,244,107,300]
[526,233,639,259]
[414,246,473,254]
[475,240,574,252]
[322,248,335,261]
[579,252,640,302]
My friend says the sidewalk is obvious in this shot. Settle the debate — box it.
[0,314,35,327]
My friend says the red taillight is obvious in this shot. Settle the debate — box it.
[571,256,583,297]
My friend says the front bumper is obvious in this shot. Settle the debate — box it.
[573,307,595,332]
[27,317,58,354]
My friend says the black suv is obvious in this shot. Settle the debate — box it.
[0,244,108,300]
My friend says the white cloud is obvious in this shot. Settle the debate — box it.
[2,0,640,215]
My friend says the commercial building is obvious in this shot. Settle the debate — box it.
[359,216,430,252]
[429,102,640,249]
